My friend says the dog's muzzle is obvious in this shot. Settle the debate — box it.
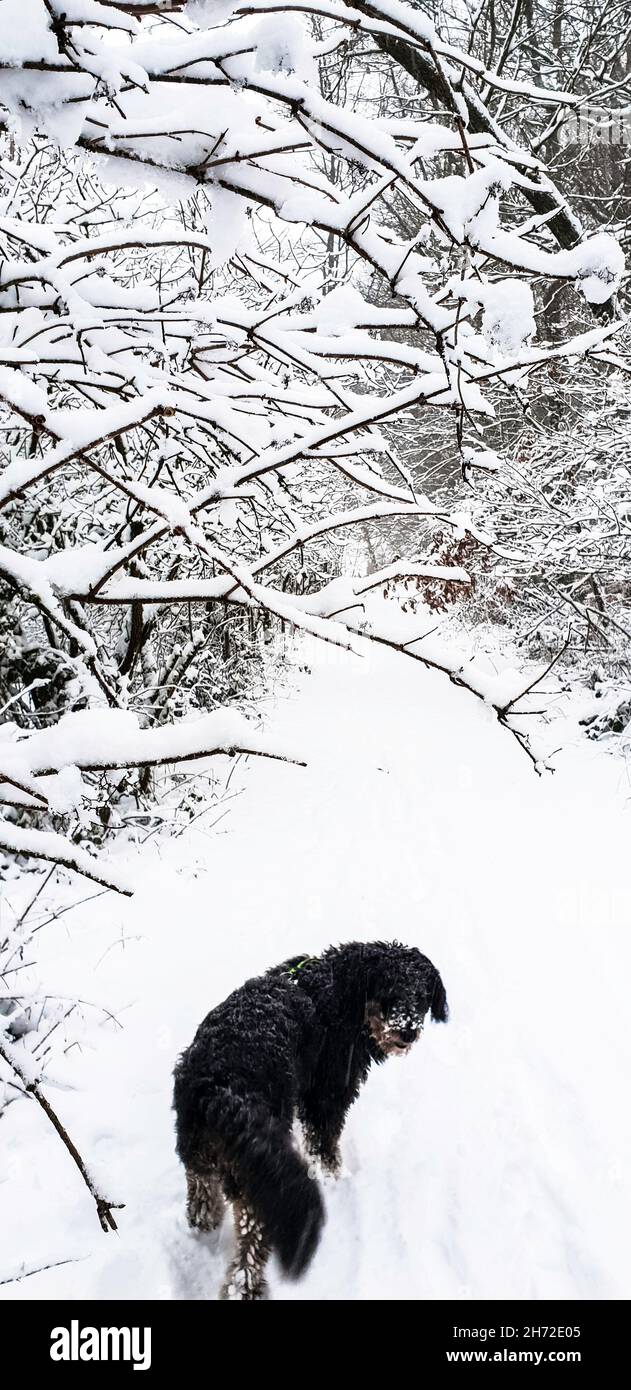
[366,1009,422,1056]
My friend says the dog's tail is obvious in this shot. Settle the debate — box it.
[180,1084,325,1277]
[430,969,449,1022]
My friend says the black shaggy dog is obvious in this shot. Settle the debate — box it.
[173,940,448,1300]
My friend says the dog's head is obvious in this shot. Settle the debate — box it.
[364,942,448,1059]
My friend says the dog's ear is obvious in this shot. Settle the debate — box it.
[430,970,448,1023]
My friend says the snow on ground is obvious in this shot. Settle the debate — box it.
[1,636,631,1300]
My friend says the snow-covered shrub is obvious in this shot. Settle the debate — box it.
[0,893,81,1114]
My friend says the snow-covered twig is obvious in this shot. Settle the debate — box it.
[0,1038,124,1233]
[0,822,134,896]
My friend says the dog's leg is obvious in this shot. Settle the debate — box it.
[302,1123,342,1176]
[300,1094,347,1176]
[300,1046,369,1176]
[185,1167,225,1233]
[220,1201,270,1301]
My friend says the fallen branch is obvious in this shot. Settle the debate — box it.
[334,616,553,773]
[0,1254,88,1286]
[0,1039,124,1233]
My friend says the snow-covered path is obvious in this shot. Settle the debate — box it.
[2,640,631,1300]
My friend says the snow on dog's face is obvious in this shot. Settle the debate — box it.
[365,1000,425,1056]
[364,944,448,1059]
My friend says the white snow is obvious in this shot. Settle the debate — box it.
[462,446,501,473]
[316,284,372,336]
[1,638,630,1300]
[0,707,302,787]
[0,819,133,896]
[460,279,537,355]
[252,16,315,81]
[569,232,626,306]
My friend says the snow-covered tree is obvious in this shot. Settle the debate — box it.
[0,0,627,891]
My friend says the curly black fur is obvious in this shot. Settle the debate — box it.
[173,940,448,1296]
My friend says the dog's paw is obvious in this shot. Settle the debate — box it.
[307,1152,343,1184]
[220,1268,269,1301]
[185,1171,226,1236]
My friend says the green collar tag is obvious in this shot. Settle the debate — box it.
[286,957,313,977]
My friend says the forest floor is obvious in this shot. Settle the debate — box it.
[1,632,631,1300]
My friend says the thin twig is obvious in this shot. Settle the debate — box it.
[0,1254,88,1287]
[498,628,573,716]
[0,1040,124,1233]
[16,866,56,929]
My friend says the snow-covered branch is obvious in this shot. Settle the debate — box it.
[1,0,627,889]
[0,819,134,894]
